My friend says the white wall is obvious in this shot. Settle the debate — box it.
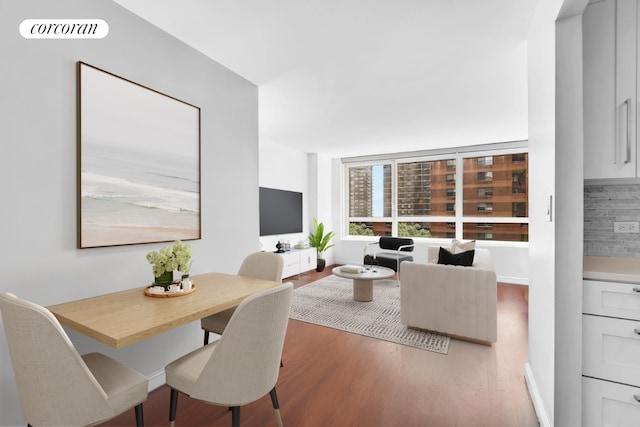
[258,140,311,252]
[308,153,336,265]
[527,3,560,424]
[526,1,588,426]
[0,1,259,425]
[258,143,339,266]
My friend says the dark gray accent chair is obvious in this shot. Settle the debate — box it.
[363,237,415,272]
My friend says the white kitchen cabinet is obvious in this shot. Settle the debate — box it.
[583,0,639,179]
[277,247,316,279]
[583,279,640,426]
[583,377,640,427]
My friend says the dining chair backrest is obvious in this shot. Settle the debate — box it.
[237,252,284,283]
[0,292,115,426]
[190,283,293,405]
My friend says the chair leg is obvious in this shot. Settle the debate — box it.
[231,406,240,427]
[203,330,210,345]
[169,388,179,427]
[134,403,144,427]
[270,387,284,427]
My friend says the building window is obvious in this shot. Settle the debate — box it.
[512,170,526,194]
[477,187,493,197]
[477,156,493,167]
[512,153,526,163]
[512,202,527,217]
[344,148,528,241]
[477,202,493,213]
[477,171,493,182]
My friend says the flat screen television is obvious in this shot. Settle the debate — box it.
[259,187,303,236]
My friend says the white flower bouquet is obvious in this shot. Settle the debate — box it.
[146,240,192,281]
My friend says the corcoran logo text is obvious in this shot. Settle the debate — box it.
[20,19,109,39]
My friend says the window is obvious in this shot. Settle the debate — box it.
[477,171,493,182]
[477,187,493,197]
[512,170,526,194]
[463,223,528,241]
[347,163,392,236]
[512,153,526,163]
[512,202,527,217]
[477,156,493,167]
[344,147,528,241]
[477,202,493,213]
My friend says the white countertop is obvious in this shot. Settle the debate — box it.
[584,256,640,284]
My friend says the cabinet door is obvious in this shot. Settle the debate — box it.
[300,248,317,273]
[617,0,637,175]
[583,0,637,179]
[583,315,640,388]
[583,376,640,427]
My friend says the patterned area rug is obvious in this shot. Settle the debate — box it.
[289,275,450,354]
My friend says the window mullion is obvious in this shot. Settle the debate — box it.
[455,152,463,240]
[391,160,398,236]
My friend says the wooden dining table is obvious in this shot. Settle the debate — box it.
[47,272,280,349]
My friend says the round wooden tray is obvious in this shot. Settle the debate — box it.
[144,284,196,298]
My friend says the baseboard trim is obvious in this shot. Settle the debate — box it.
[497,275,529,285]
[148,369,165,392]
[524,362,551,427]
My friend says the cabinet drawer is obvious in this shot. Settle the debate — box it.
[583,315,640,387]
[279,252,300,279]
[583,376,640,427]
[584,280,640,321]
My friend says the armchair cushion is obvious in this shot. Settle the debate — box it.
[450,239,476,253]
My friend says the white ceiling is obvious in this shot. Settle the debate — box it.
[113,0,539,158]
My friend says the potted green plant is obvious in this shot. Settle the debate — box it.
[308,218,335,272]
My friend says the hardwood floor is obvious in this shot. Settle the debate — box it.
[101,266,538,427]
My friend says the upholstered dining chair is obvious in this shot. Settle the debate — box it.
[0,292,148,427]
[166,282,293,427]
[201,251,284,345]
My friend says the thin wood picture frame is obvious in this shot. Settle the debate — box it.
[77,61,201,248]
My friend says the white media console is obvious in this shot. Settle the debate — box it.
[276,247,317,279]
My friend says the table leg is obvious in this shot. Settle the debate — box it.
[353,279,373,302]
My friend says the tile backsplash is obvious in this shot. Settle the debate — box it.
[584,183,640,258]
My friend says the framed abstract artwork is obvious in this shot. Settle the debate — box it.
[77,61,201,248]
